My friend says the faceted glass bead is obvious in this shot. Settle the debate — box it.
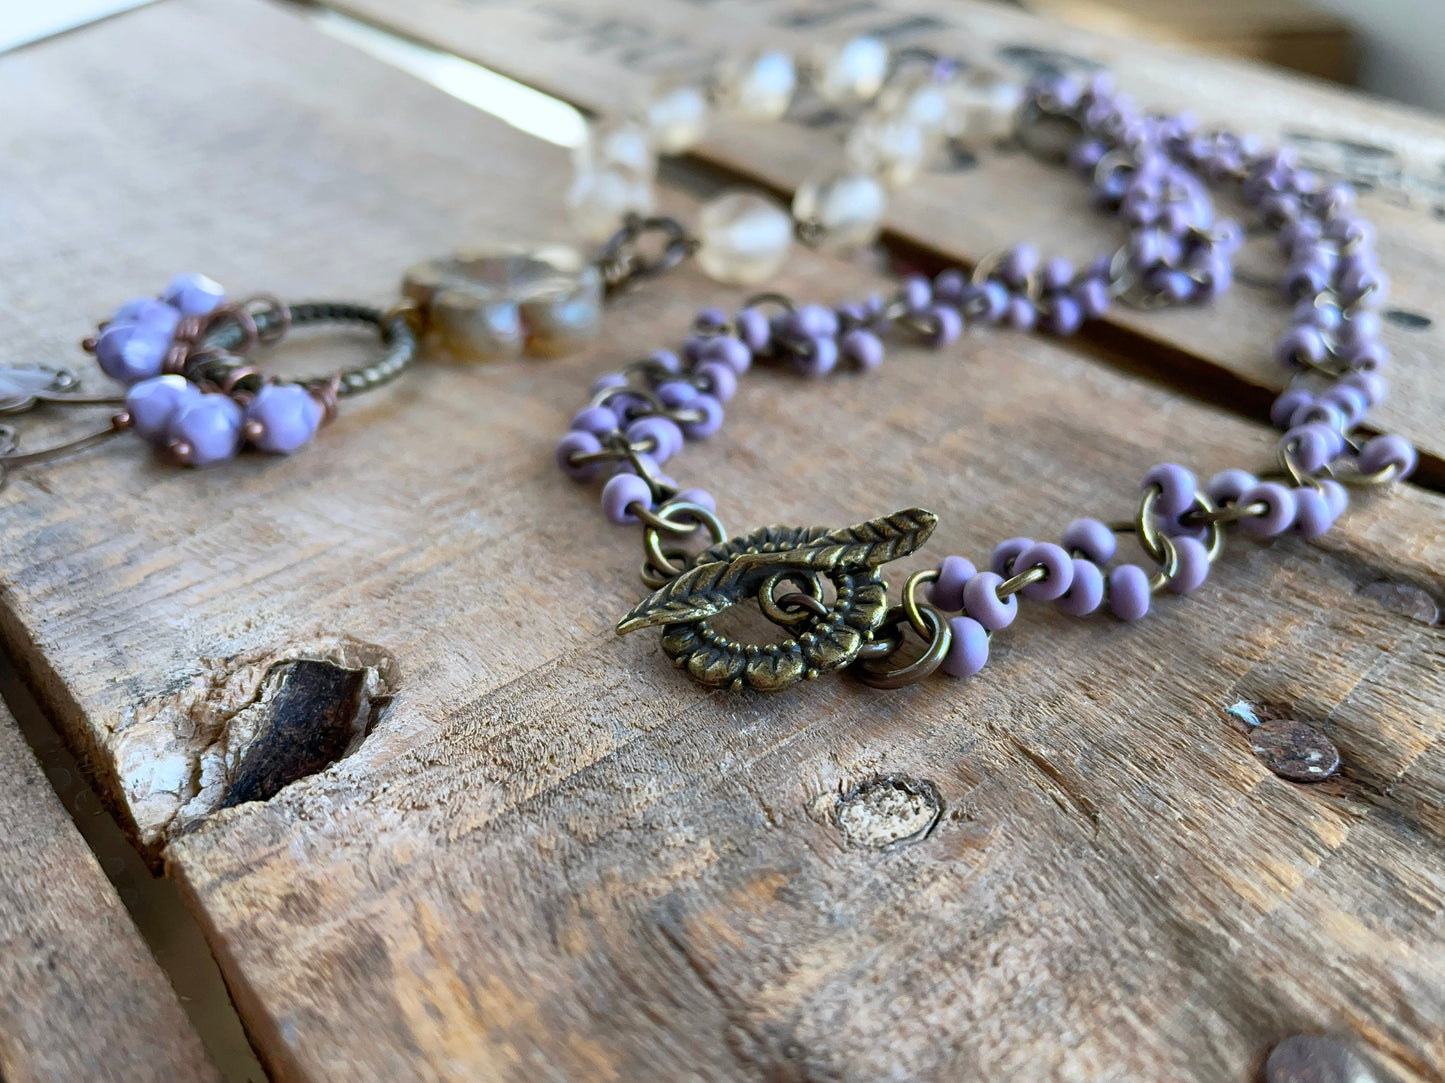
[696,191,794,285]
[844,112,935,189]
[402,246,603,362]
[716,50,796,121]
[809,36,888,106]
[644,83,709,154]
[792,172,887,249]
[565,167,655,242]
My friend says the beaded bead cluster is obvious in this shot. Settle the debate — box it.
[561,70,1420,690]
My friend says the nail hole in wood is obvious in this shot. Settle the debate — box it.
[1264,1034,1375,1083]
[835,775,941,849]
[1226,702,1340,783]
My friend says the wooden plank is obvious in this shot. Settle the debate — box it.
[323,0,1445,479]
[1,0,1442,1080]
[0,697,220,1083]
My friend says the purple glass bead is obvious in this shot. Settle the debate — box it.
[648,349,682,374]
[1005,296,1037,331]
[670,488,716,513]
[1281,424,1337,473]
[999,244,1039,286]
[1278,216,1322,255]
[556,430,603,481]
[1015,541,1074,601]
[1319,478,1348,520]
[601,473,652,525]
[1040,257,1074,293]
[1290,486,1334,539]
[124,375,198,445]
[1285,260,1332,302]
[1074,277,1109,319]
[1148,269,1195,305]
[1068,139,1106,175]
[679,393,724,439]
[1107,564,1150,621]
[1337,311,1380,346]
[693,306,728,332]
[1042,295,1083,336]
[695,360,737,403]
[699,335,751,374]
[94,321,172,384]
[1356,434,1416,479]
[990,536,1034,577]
[1205,469,1258,506]
[933,269,968,304]
[589,371,628,396]
[1143,462,1196,519]
[924,305,962,348]
[941,616,990,679]
[788,304,840,339]
[963,571,1017,631]
[899,275,932,313]
[168,393,242,467]
[1238,482,1298,537]
[928,555,977,612]
[681,335,710,364]
[657,380,699,408]
[1061,517,1116,564]
[571,405,619,437]
[243,383,322,454]
[626,415,683,462]
[967,280,1010,324]
[1339,338,1388,373]
[1338,264,1388,308]
[1274,325,1327,370]
[1167,536,1210,593]
[111,297,181,334]
[1295,299,1341,332]
[1341,370,1387,408]
[1289,401,1345,433]
[611,451,662,479]
[734,308,770,353]
[1318,384,1368,426]
[796,336,838,378]
[160,273,224,318]
[1270,388,1313,430]
[1324,213,1373,249]
[1056,558,1104,616]
[840,328,884,372]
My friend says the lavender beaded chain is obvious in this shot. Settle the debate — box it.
[557,72,1419,694]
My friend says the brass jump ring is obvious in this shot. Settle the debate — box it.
[851,604,951,690]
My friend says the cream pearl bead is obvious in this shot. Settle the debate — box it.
[792,172,887,249]
[845,112,934,189]
[719,50,797,121]
[809,35,888,106]
[566,167,654,242]
[697,191,794,285]
[645,83,709,153]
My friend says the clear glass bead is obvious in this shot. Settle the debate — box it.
[875,67,953,135]
[944,73,1024,142]
[574,118,656,182]
[565,167,654,242]
[808,35,888,106]
[844,111,935,189]
[792,172,887,249]
[644,83,709,154]
[716,50,797,121]
[697,191,794,285]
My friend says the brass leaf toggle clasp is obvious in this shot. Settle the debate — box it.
[617,508,937,692]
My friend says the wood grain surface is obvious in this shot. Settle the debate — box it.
[0,697,219,1083]
[0,0,1442,1080]
[327,0,1445,480]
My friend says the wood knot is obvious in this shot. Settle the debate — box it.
[834,775,941,849]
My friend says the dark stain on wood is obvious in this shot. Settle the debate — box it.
[1264,1034,1376,1083]
[1228,703,1341,783]
[1360,580,1441,625]
[834,775,942,848]
[219,659,379,809]
[1383,308,1432,331]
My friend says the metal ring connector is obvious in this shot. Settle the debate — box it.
[851,603,951,689]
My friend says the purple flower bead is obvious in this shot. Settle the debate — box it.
[1056,558,1104,616]
[1205,469,1257,506]
[990,536,1034,577]
[695,361,737,403]
[796,336,838,378]
[963,572,1017,631]
[699,335,752,375]
[601,473,652,525]
[1061,517,1116,564]
[124,375,198,445]
[734,308,771,353]
[572,405,620,437]
[1356,434,1416,479]
[160,273,225,317]
[1107,564,1150,620]
[1238,482,1297,537]
[1143,462,1196,519]
[626,416,683,462]
[1167,536,1210,593]
[556,430,603,481]
[168,393,243,467]
[243,383,323,454]
[95,321,173,384]
[679,393,724,439]
[941,616,990,678]
[928,555,977,612]
[840,328,884,372]
[1015,541,1074,601]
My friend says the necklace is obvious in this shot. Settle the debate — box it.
[557,69,1416,694]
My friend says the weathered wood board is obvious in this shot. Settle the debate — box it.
[0,696,219,1083]
[0,0,1442,1081]
[326,0,1445,482]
